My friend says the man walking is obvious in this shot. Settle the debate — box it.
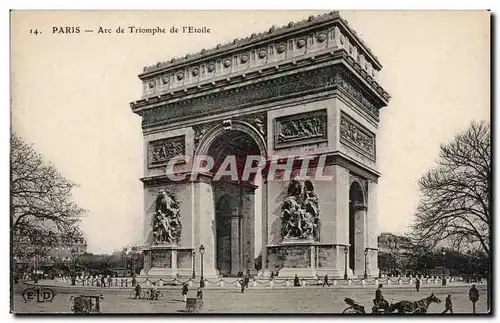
[197,287,203,300]
[441,294,453,314]
[323,274,330,287]
[134,283,142,299]
[469,284,479,314]
[415,277,421,292]
[244,271,250,289]
[151,282,158,300]
[240,279,246,293]
[181,283,189,302]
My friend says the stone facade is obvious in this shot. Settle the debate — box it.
[132,12,389,279]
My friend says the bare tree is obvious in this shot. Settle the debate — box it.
[11,133,86,249]
[410,121,490,256]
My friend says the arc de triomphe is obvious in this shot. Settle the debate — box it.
[131,12,390,279]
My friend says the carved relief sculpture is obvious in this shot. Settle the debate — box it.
[275,110,327,148]
[149,136,185,166]
[151,190,182,245]
[240,113,267,138]
[281,178,320,241]
[340,112,375,159]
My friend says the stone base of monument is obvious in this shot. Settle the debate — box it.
[141,244,220,279]
[267,238,319,278]
[315,268,351,278]
[277,267,317,278]
[266,240,358,279]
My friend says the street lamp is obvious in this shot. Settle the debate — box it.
[199,245,205,288]
[192,250,196,279]
[343,246,349,280]
[126,248,137,277]
[364,248,368,279]
[441,248,446,286]
[71,248,77,286]
[466,251,472,279]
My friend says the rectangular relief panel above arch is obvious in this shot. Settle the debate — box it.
[273,109,328,149]
[148,135,186,168]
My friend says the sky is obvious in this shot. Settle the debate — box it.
[11,10,490,254]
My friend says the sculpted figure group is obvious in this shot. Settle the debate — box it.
[152,190,182,244]
[281,178,320,241]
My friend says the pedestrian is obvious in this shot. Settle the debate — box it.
[240,279,245,293]
[151,282,158,300]
[134,283,142,299]
[181,283,188,302]
[270,272,274,280]
[323,274,330,287]
[442,294,453,314]
[101,275,105,288]
[293,274,300,287]
[373,284,389,311]
[197,287,203,300]
[415,277,420,292]
[469,284,479,314]
[244,273,250,289]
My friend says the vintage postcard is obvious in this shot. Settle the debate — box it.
[10,10,491,314]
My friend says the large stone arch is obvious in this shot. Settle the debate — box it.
[195,120,268,159]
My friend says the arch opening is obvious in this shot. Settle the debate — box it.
[349,181,365,274]
[206,129,265,276]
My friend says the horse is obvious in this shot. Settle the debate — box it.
[390,293,441,313]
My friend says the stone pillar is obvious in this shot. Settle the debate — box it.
[231,216,240,276]
[334,165,350,277]
[310,246,316,271]
[142,250,152,274]
[193,176,218,278]
[366,180,379,276]
[261,176,269,275]
[241,187,256,274]
[171,249,178,277]
[353,204,367,277]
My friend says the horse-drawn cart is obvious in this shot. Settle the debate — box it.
[185,297,203,313]
[70,294,104,314]
[342,294,442,315]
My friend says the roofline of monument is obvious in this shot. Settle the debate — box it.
[138,11,383,79]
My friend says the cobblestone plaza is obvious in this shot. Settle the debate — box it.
[13,282,488,314]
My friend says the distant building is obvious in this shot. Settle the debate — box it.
[49,236,87,260]
[13,232,87,277]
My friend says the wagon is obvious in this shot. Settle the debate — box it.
[185,297,203,313]
[70,295,104,314]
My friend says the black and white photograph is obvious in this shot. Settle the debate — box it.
[9,9,491,315]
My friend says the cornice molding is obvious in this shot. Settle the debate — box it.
[139,11,382,77]
[134,61,388,129]
[131,49,389,114]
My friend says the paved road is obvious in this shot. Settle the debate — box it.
[12,283,488,314]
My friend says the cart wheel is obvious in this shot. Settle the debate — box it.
[343,307,358,314]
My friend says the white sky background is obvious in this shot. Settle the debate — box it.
[11,10,490,254]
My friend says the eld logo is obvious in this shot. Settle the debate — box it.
[22,287,55,303]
